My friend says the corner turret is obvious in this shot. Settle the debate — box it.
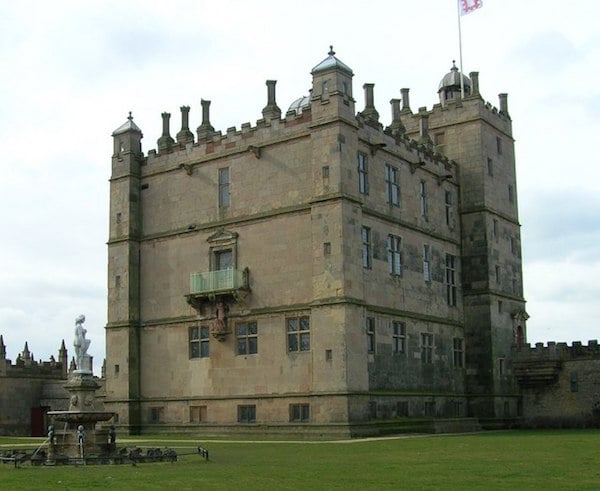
[438,61,472,105]
[310,46,355,121]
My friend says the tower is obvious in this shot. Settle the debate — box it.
[404,64,527,418]
[106,112,143,433]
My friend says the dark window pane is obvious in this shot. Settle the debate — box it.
[190,327,199,340]
[248,337,258,354]
[200,341,209,358]
[200,326,209,338]
[300,317,310,331]
[248,322,257,335]
[190,343,199,358]
[287,318,298,332]
[300,332,310,351]
[288,334,298,352]
[237,324,247,336]
[237,339,247,355]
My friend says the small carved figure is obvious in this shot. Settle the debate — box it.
[109,424,117,444]
[77,425,85,445]
[47,425,55,445]
[210,302,229,338]
[73,314,91,369]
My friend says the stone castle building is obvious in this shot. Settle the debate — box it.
[105,49,528,435]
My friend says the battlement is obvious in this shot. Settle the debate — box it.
[515,340,600,360]
[0,336,68,380]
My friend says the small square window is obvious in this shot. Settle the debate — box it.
[289,404,310,422]
[323,242,331,255]
[238,405,256,423]
[322,166,330,178]
[236,322,258,355]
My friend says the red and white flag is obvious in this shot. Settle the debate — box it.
[459,0,483,16]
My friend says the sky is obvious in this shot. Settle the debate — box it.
[0,0,599,372]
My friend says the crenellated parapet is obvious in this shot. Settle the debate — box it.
[513,340,600,388]
[0,336,68,380]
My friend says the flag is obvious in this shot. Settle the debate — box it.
[459,0,483,16]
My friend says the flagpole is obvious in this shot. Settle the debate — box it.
[457,0,465,99]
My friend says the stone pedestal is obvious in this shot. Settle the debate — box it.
[47,371,114,463]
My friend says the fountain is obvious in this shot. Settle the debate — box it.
[46,315,115,464]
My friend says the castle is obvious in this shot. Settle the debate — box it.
[104,48,525,435]
[1,50,596,437]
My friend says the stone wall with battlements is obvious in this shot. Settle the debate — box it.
[514,341,600,427]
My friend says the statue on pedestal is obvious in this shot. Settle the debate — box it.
[73,314,92,372]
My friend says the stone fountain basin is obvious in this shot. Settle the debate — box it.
[48,411,115,424]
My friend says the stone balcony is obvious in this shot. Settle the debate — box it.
[185,267,250,311]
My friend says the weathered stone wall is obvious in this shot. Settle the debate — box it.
[515,341,600,427]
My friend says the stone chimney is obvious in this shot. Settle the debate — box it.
[361,83,380,124]
[196,99,215,141]
[499,93,509,116]
[157,112,175,152]
[400,88,411,113]
[176,106,194,145]
[418,107,432,146]
[469,72,480,97]
[387,98,405,136]
[262,80,282,120]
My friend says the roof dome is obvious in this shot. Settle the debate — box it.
[311,46,353,75]
[287,95,311,115]
[438,61,471,93]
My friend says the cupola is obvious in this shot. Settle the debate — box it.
[438,61,471,104]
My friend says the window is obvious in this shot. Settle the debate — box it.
[287,316,310,352]
[323,242,331,255]
[434,132,445,154]
[116,212,122,223]
[289,404,310,422]
[189,405,207,423]
[238,405,256,423]
[387,235,402,276]
[445,191,453,227]
[498,300,503,313]
[493,219,498,238]
[114,364,120,375]
[453,338,464,368]
[385,164,400,206]
[322,165,329,178]
[397,401,409,417]
[236,322,258,355]
[424,401,435,417]
[495,265,500,284]
[421,333,433,364]
[322,80,329,95]
[218,167,230,208]
[150,407,164,423]
[419,180,428,218]
[496,136,503,155]
[423,245,431,282]
[487,157,493,176]
[215,249,233,270]
[508,184,514,203]
[445,254,457,306]
[498,357,506,375]
[190,326,210,358]
[362,226,372,269]
[366,317,375,353]
[358,152,369,194]
[570,371,578,392]
[392,321,406,354]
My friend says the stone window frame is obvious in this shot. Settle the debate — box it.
[189,325,210,359]
[237,405,256,423]
[391,321,406,354]
[385,163,400,206]
[289,403,310,423]
[287,315,310,352]
[362,226,372,269]
[366,317,376,353]
[218,167,230,208]
[419,180,428,219]
[453,337,464,368]
[207,229,239,272]
[423,244,432,282]
[387,234,402,276]
[420,333,434,364]
[358,152,369,194]
[445,254,457,306]
[236,321,258,355]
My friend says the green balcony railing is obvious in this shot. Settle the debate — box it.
[190,268,246,295]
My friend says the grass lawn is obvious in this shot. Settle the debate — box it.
[1,430,599,490]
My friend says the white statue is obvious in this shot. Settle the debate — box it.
[73,314,91,371]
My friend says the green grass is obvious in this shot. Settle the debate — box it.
[1,430,599,490]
